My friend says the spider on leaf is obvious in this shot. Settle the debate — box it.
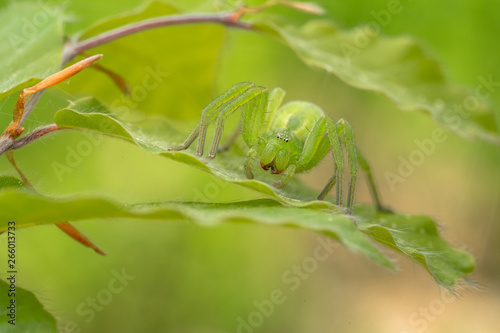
[169,82,385,214]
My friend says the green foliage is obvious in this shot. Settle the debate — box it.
[0,279,57,333]
[63,1,225,121]
[253,17,499,144]
[52,97,473,285]
[0,176,26,189]
[0,2,63,99]
[0,180,475,286]
[0,0,495,331]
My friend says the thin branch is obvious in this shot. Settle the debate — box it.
[18,11,253,128]
[9,125,66,150]
[13,2,320,145]
[0,136,14,156]
[89,62,131,95]
[2,11,254,156]
[64,12,253,62]
[6,151,33,187]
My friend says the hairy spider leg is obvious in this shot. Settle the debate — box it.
[245,147,258,179]
[260,87,286,135]
[243,88,286,178]
[168,82,255,152]
[335,119,358,213]
[241,89,269,145]
[206,86,267,159]
[290,115,343,209]
[217,123,241,152]
[357,149,390,212]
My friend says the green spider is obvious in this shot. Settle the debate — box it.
[169,82,382,214]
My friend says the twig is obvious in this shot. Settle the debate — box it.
[63,12,253,62]
[9,125,65,150]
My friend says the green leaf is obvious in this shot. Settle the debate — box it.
[355,206,475,286]
[50,97,475,286]
[0,190,392,268]
[0,188,476,286]
[0,176,26,190]
[62,1,225,121]
[0,279,57,332]
[254,18,500,144]
[0,2,63,100]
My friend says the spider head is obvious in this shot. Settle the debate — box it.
[257,129,301,174]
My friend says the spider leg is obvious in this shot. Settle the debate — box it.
[319,116,345,208]
[335,119,358,214]
[219,87,285,155]
[242,88,286,180]
[168,82,255,153]
[357,149,390,212]
[261,87,286,134]
[207,86,267,159]
[272,164,297,188]
[245,146,258,179]
[218,123,242,152]
[168,124,200,151]
[317,172,337,202]
[242,87,285,145]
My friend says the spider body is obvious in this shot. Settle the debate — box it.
[254,102,330,176]
[169,82,360,213]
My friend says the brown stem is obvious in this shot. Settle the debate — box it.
[10,125,66,150]
[14,12,253,132]
[64,12,253,62]
[89,62,131,95]
[6,151,33,187]
[14,2,318,143]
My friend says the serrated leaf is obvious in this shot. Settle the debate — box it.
[354,206,475,286]
[0,2,63,100]
[0,279,57,332]
[50,97,475,285]
[0,190,392,269]
[254,18,499,144]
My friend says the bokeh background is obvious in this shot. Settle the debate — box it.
[0,0,499,332]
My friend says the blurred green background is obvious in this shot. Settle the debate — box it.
[0,0,499,332]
